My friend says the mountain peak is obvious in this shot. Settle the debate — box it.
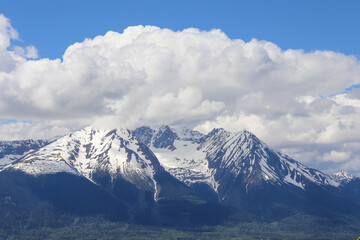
[331,171,353,182]
[208,127,228,135]
[200,128,272,180]
[203,128,266,155]
[241,129,257,138]
[132,126,155,146]
[170,126,204,143]
[152,125,178,149]
[132,125,204,149]
[8,126,163,193]
[238,129,267,149]
[158,125,171,131]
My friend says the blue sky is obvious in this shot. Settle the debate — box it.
[0,0,359,59]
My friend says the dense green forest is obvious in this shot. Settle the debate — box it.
[1,171,359,239]
[1,213,360,240]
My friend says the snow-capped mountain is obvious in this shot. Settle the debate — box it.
[133,125,360,214]
[133,126,340,193]
[1,127,360,235]
[202,128,341,189]
[8,127,163,193]
[0,139,49,170]
[330,171,354,183]
[133,126,216,189]
[3,124,360,218]
[6,126,199,204]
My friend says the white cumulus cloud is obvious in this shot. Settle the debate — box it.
[1,15,360,175]
[322,151,350,162]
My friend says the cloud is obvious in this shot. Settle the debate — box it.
[0,14,18,50]
[0,14,18,72]
[0,120,76,140]
[13,46,38,59]
[1,15,360,175]
[322,151,350,162]
[0,14,38,72]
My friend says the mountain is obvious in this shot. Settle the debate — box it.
[330,171,354,183]
[10,127,159,189]
[0,170,129,224]
[1,125,360,222]
[7,126,200,201]
[2,126,232,226]
[133,125,341,193]
[329,172,360,202]
[133,125,360,217]
[1,125,360,238]
[0,139,49,170]
[133,126,214,189]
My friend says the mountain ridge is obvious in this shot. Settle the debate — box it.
[0,139,50,170]
[133,125,345,190]
[1,124,359,220]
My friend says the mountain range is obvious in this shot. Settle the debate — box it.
[1,125,359,228]
[0,139,49,170]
